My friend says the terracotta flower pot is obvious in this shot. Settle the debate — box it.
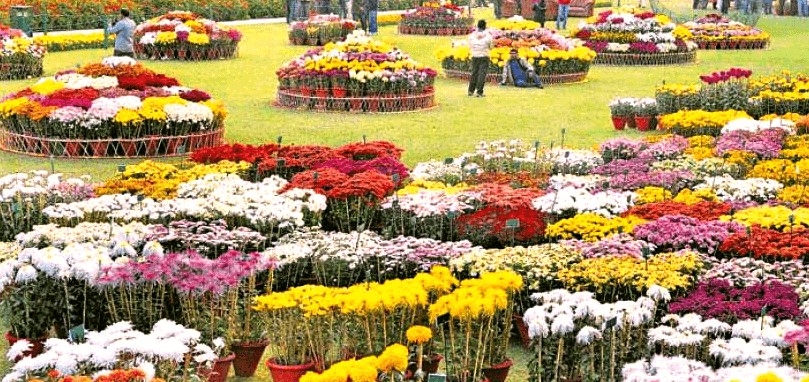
[89,140,108,157]
[232,340,269,377]
[423,354,443,374]
[332,87,347,98]
[64,140,82,157]
[611,116,626,130]
[635,115,652,131]
[482,358,513,382]
[513,314,531,348]
[200,353,234,382]
[120,140,138,157]
[266,358,316,382]
[5,332,47,362]
[145,135,161,156]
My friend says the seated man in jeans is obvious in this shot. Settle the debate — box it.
[500,49,543,88]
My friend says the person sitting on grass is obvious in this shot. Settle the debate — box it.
[499,49,544,88]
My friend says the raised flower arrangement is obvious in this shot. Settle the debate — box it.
[437,26,596,85]
[684,14,770,50]
[133,11,242,61]
[0,57,227,158]
[608,97,659,130]
[275,30,438,113]
[0,24,46,81]
[573,9,698,66]
[288,14,357,46]
[398,0,474,36]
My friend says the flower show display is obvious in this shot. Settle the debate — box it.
[684,14,770,49]
[288,14,358,46]
[3,124,809,381]
[133,11,242,61]
[573,9,698,65]
[0,57,227,158]
[437,21,596,85]
[397,1,474,36]
[0,24,45,81]
[275,31,438,113]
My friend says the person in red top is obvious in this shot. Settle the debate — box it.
[555,0,571,30]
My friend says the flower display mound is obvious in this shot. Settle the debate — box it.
[684,14,769,50]
[436,22,596,85]
[133,11,242,61]
[288,14,358,46]
[275,31,438,113]
[0,57,227,158]
[0,24,46,80]
[398,0,474,36]
[573,9,698,66]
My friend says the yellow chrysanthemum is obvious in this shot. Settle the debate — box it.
[406,325,432,344]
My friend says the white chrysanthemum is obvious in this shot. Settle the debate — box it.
[646,285,671,302]
[575,326,602,345]
[137,361,156,382]
[6,339,31,361]
[551,314,575,336]
[14,264,38,283]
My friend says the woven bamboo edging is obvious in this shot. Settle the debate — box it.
[443,69,589,85]
[592,50,697,66]
[274,88,437,113]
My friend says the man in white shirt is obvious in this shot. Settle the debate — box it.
[467,19,493,97]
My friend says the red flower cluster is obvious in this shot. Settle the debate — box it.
[179,89,212,102]
[40,88,101,109]
[719,225,809,260]
[623,201,732,221]
[288,169,394,200]
[190,143,280,164]
[699,67,752,84]
[334,141,404,160]
[457,206,547,246]
[117,73,181,90]
[92,369,147,382]
[473,183,545,209]
[284,167,350,195]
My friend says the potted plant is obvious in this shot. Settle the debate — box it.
[608,98,634,130]
[405,325,443,377]
[632,97,658,131]
[230,268,274,377]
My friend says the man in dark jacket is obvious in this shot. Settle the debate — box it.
[500,49,543,88]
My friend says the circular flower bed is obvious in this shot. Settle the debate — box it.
[288,14,358,46]
[398,1,474,36]
[573,10,698,66]
[0,57,227,158]
[0,24,46,81]
[133,11,242,61]
[684,14,770,50]
[437,24,596,85]
[275,31,438,113]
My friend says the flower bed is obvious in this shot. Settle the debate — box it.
[398,1,474,36]
[437,24,596,85]
[0,57,227,158]
[0,24,45,81]
[275,31,438,113]
[684,14,770,50]
[288,14,357,46]
[33,32,111,52]
[133,11,242,61]
[573,9,698,66]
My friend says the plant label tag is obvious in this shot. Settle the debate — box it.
[427,374,447,382]
[444,157,454,165]
[506,219,520,229]
[446,211,457,219]
[605,316,617,330]
[69,324,85,343]
[117,164,126,172]
[176,145,186,155]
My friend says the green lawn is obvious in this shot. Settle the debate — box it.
[1,11,808,179]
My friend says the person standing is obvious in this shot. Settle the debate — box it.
[367,0,379,34]
[800,0,809,16]
[351,0,367,32]
[555,0,570,30]
[532,0,547,27]
[467,20,493,97]
[107,9,136,57]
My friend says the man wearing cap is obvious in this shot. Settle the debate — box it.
[500,48,543,88]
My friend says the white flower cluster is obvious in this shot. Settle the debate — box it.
[15,222,149,250]
[164,103,215,124]
[43,174,327,231]
[695,175,783,203]
[268,228,383,270]
[2,320,217,382]
[0,172,89,202]
[548,174,608,191]
[543,148,604,176]
[523,287,665,341]
[101,56,137,67]
[532,186,636,217]
[55,73,119,90]
[409,160,468,181]
[381,190,471,217]
[622,356,807,382]
[722,117,796,135]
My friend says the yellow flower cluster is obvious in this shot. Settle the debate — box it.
[672,188,719,204]
[748,158,809,185]
[685,147,715,160]
[30,78,65,95]
[299,344,407,382]
[33,32,110,51]
[556,251,702,294]
[778,185,809,205]
[448,244,582,290]
[377,13,404,25]
[659,110,751,135]
[155,31,177,45]
[187,32,211,45]
[406,325,432,344]
[687,135,716,148]
[635,186,673,204]
[672,25,694,40]
[438,45,594,65]
[428,271,522,322]
[760,113,803,122]
[781,135,809,160]
[722,205,809,231]
[397,179,471,195]
[95,160,250,199]
[656,84,701,96]
[545,213,646,242]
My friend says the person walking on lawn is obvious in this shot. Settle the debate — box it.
[467,20,493,97]
[556,0,571,30]
[107,9,136,57]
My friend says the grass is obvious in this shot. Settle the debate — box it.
[1,8,809,382]
[1,10,808,179]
